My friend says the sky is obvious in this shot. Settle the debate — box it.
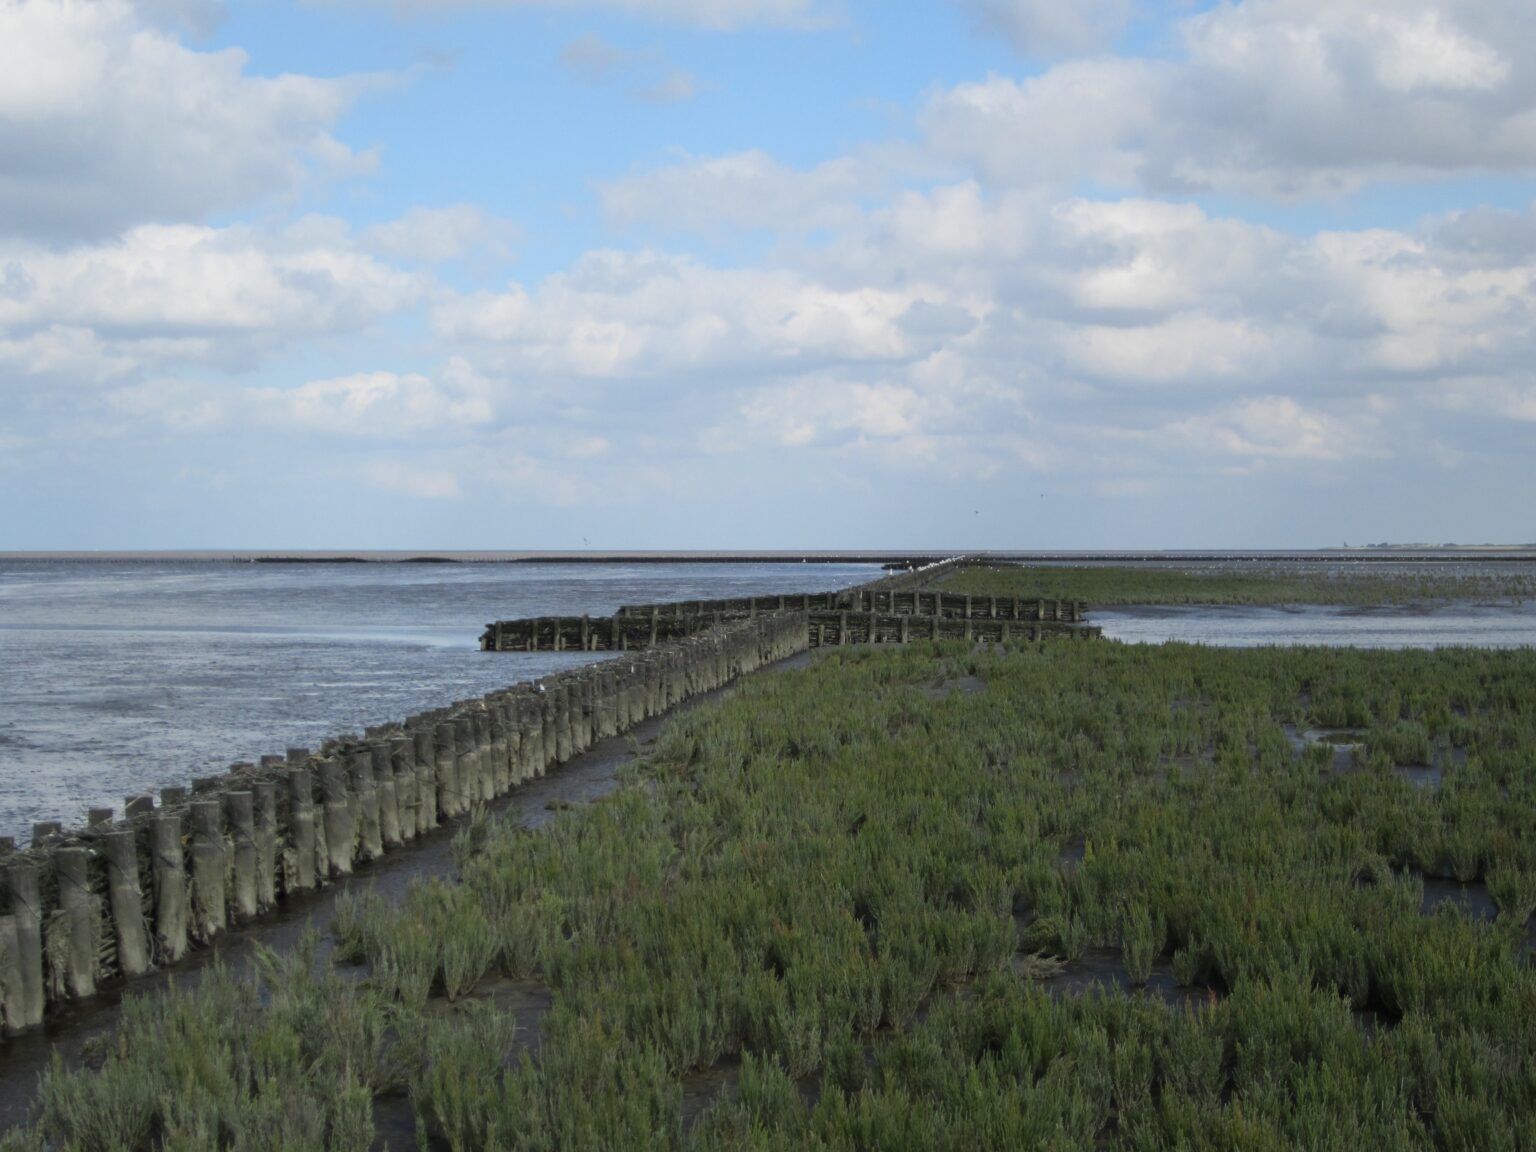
[2,0,1535,551]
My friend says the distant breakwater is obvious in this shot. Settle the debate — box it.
[482,589,1096,653]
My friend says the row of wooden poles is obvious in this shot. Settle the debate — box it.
[485,609,1101,653]
[0,612,810,1031]
[807,613,1100,646]
[613,591,1088,624]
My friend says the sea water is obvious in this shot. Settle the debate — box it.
[0,559,877,840]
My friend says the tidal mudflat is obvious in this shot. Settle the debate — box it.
[11,633,1536,1149]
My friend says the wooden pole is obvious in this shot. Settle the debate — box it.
[4,865,43,1026]
[225,791,258,922]
[189,800,227,942]
[149,815,188,963]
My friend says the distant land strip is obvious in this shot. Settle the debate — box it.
[5,548,1536,564]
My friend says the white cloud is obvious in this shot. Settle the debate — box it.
[363,205,522,264]
[132,0,225,38]
[958,0,1134,56]
[1163,395,1369,462]
[361,458,462,499]
[0,325,139,385]
[559,32,633,83]
[402,176,1536,492]
[1062,314,1284,387]
[924,0,1536,198]
[601,150,890,234]
[248,365,494,438]
[557,32,701,104]
[0,221,422,376]
[635,70,699,105]
[433,249,944,379]
[1433,377,1536,423]
[922,60,1158,191]
[0,0,376,240]
[103,358,498,443]
[358,0,831,31]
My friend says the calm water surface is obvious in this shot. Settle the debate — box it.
[1094,601,1536,648]
[0,560,876,840]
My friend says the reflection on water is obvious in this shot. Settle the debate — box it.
[1094,602,1536,649]
[0,560,876,839]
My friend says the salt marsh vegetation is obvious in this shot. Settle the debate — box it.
[14,638,1536,1149]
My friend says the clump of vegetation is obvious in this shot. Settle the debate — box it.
[15,637,1536,1148]
[34,936,411,1151]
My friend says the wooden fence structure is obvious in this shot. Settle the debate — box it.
[482,607,1098,652]
[0,613,807,1029]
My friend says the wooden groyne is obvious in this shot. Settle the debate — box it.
[484,608,1098,652]
[614,590,1087,624]
[807,612,1098,646]
[0,613,808,1029]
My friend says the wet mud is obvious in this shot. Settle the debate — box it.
[1013,947,1213,1011]
[922,674,987,700]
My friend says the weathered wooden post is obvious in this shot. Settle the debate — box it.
[284,768,317,894]
[525,692,547,778]
[189,800,227,942]
[453,715,480,807]
[573,678,593,753]
[225,791,258,922]
[435,721,461,819]
[371,741,399,849]
[347,746,382,862]
[252,781,278,910]
[390,736,416,841]
[52,847,99,999]
[412,728,438,831]
[5,862,44,1027]
[647,658,662,716]
[317,758,354,878]
[475,710,496,801]
[505,696,525,783]
[483,703,506,796]
[552,685,572,763]
[0,911,29,1030]
[149,814,188,963]
[533,690,552,773]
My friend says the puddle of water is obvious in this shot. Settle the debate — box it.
[921,675,987,700]
[1419,877,1498,922]
[1282,724,1364,773]
[423,977,554,1062]
[1156,753,1209,783]
[1433,745,1468,773]
[681,1059,742,1132]
[1095,602,1536,649]
[1393,764,1443,791]
[371,1094,425,1152]
[1014,947,1211,1010]
[773,650,818,674]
